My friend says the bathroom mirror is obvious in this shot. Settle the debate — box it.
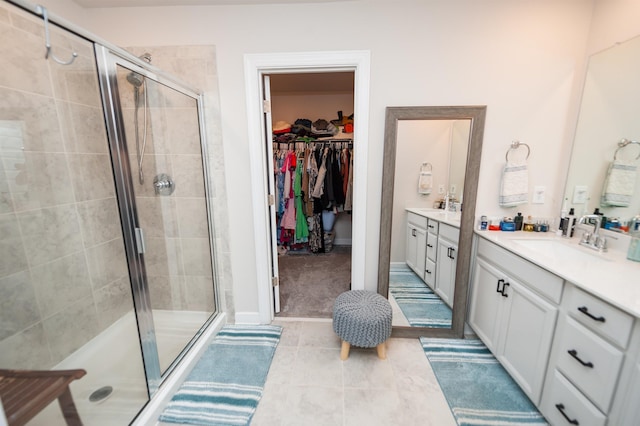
[378,106,486,338]
[563,34,640,231]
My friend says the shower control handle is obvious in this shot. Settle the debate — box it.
[153,173,175,196]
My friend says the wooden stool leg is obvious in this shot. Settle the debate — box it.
[376,342,387,360]
[340,341,351,360]
[58,387,83,426]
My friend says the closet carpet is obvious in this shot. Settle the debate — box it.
[277,246,352,318]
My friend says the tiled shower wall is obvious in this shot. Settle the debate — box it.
[125,45,233,321]
[0,4,132,369]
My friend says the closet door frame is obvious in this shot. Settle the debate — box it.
[244,51,371,324]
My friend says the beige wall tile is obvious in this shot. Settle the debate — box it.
[42,296,100,363]
[86,238,128,290]
[171,155,205,198]
[0,88,63,152]
[176,197,209,238]
[148,275,174,310]
[0,212,28,278]
[181,237,212,277]
[144,236,183,277]
[19,204,83,266]
[165,107,201,155]
[182,275,215,312]
[58,101,109,154]
[68,153,116,202]
[136,196,179,238]
[31,251,91,319]
[7,152,75,211]
[0,271,41,340]
[94,277,135,331]
[77,197,122,247]
[0,323,52,369]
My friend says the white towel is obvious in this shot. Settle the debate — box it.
[601,159,637,207]
[499,161,528,207]
[418,171,432,195]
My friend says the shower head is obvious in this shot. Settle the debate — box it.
[127,71,144,87]
[126,53,152,88]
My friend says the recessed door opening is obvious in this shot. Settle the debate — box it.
[265,71,355,318]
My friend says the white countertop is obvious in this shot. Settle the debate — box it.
[406,208,461,228]
[476,230,640,318]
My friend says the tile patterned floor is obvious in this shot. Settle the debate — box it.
[251,318,456,426]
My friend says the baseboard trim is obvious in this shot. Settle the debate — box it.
[334,238,352,246]
[234,312,263,325]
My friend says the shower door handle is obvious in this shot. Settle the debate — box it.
[135,227,146,254]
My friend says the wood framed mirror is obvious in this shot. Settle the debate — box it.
[377,106,486,338]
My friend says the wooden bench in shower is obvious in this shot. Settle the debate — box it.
[0,368,86,426]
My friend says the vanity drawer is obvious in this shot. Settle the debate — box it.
[439,223,459,242]
[556,316,624,413]
[427,232,438,261]
[541,370,606,426]
[564,285,633,348]
[477,238,564,303]
[424,258,436,288]
[408,212,428,229]
[427,218,439,234]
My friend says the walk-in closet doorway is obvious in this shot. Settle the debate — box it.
[244,51,371,324]
[267,72,355,318]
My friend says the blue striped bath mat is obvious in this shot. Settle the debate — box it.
[389,270,452,327]
[159,324,282,426]
[421,338,548,426]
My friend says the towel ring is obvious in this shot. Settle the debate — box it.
[36,5,78,66]
[505,140,530,162]
[420,162,432,173]
[614,138,640,161]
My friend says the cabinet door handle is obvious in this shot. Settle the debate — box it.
[577,306,606,323]
[427,244,433,248]
[426,269,431,275]
[567,349,594,368]
[501,282,510,297]
[449,247,455,260]
[555,403,579,425]
[496,279,504,294]
[412,229,417,237]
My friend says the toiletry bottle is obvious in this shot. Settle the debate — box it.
[568,208,576,237]
[559,198,569,236]
[514,212,523,231]
[627,228,640,262]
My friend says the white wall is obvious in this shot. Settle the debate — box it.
[35,0,599,318]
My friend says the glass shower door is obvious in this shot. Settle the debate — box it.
[97,46,217,389]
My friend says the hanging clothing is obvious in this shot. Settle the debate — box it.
[294,157,309,240]
[344,149,354,212]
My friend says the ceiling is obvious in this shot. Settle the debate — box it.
[72,0,350,8]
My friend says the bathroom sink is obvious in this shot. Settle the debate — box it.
[511,239,610,264]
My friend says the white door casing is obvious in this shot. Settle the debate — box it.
[244,51,371,323]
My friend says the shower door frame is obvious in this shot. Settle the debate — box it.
[94,44,220,396]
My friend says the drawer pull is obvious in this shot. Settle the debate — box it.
[577,306,606,323]
[428,224,435,229]
[501,281,510,297]
[426,269,431,275]
[496,279,504,294]
[567,349,594,368]
[427,244,433,248]
[555,403,579,425]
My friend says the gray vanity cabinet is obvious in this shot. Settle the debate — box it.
[469,238,561,405]
[405,212,427,280]
[435,223,458,308]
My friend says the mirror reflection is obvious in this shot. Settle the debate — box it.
[389,119,470,328]
[378,105,486,339]
[564,34,640,232]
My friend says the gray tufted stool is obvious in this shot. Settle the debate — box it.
[332,290,393,360]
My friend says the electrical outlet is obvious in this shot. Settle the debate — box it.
[438,184,445,194]
[532,186,545,204]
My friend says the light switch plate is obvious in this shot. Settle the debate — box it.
[532,186,545,204]
[439,184,445,194]
[573,185,588,204]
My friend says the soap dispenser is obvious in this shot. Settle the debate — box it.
[628,228,640,262]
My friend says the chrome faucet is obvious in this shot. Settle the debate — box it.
[578,214,607,252]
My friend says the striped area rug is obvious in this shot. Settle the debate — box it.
[421,338,548,426]
[159,325,282,426]
[389,270,452,327]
